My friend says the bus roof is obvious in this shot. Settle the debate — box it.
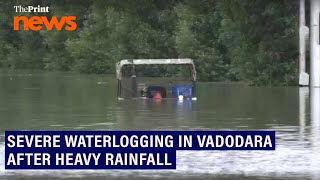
[116,59,196,81]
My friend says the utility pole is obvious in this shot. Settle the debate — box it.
[310,0,320,87]
[299,0,309,86]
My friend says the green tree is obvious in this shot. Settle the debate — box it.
[175,1,233,81]
[217,0,299,85]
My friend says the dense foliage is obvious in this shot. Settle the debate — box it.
[0,0,299,85]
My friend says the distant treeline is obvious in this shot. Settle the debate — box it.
[0,0,298,85]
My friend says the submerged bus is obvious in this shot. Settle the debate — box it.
[116,59,197,100]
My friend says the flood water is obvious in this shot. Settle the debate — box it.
[0,71,319,180]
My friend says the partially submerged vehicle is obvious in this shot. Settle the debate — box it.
[116,59,197,100]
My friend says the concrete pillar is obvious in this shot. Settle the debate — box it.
[310,0,320,87]
[299,0,306,74]
[299,0,309,86]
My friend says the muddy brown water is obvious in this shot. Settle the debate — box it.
[0,71,319,179]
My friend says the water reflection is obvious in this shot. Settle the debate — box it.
[310,88,320,180]
[175,100,194,125]
[299,87,309,140]
[298,87,320,180]
[116,99,196,130]
[301,88,320,148]
[310,88,320,154]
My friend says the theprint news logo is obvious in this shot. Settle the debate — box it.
[13,5,77,31]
